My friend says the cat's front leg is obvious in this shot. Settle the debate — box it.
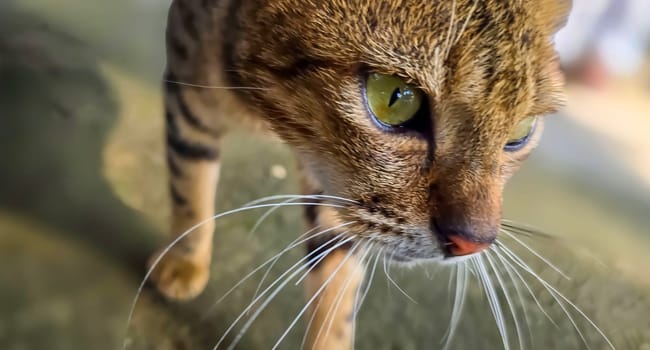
[301,174,366,350]
[148,71,223,301]
[304,245,365,350]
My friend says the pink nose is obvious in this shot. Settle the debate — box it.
[447,235,490,256]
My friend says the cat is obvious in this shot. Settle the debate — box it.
[146,0,579,349]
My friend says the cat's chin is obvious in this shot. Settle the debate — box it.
[389,252,475,268]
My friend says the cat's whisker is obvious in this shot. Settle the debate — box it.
[500,228,570,280]
[214,234,359,350]
[124,200,348,348]
[297,242,371,350]
[202,224,321,320]
[454,0,479,45]
[443,0,458,58]
[273,240,372,350]
[355,247,383,315]
[311,241,375,350]
[497,244,591,349]
[247,198,315,238]
[257,239,364,350]
[500,220,559,240]
[163,79,270,91]
[473,255,511,350]
[442,262,468,350]
[351,246,383,349]
[448,262,458,296]
[497,244,615,350]
[382,250,418,304]
[293,233,357,287]
[203,222,356,320]
[491,245,535,345]
[502,221,609,271]
[242,194,359,241]
[243,193,359,208]
[493,242,558,328]
[484,250,525,350]
[250,222,356,304]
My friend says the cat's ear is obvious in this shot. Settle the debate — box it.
[537,0,572,33]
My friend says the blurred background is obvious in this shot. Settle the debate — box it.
[0,0,648,349]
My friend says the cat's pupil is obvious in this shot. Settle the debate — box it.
[388,88,401,107]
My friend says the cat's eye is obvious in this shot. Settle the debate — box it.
[365,73,423,127]
[505,116,537,151]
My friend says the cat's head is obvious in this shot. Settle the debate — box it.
[228,0,570,262]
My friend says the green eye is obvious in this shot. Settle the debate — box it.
[505,116,537,150]
[365,73,423,126]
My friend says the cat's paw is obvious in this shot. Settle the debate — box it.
[147,250,209,301]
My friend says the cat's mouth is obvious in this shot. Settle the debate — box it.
[352,222,484,265]
[387,249,475,265]
[367,233,448,264]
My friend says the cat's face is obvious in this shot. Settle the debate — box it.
[228,0,570,262]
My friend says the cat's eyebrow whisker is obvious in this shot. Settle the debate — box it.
[214,234,359,350]
[163,79,270,91]
[497,244,616,350]
[500,228,571,281]
[443,0,458,58]
[383,250,418,304]
[454,0,479,45]
[484,250,525,350]
[473,255,511,350]
[124,200,348,348]
[311,241,376,350]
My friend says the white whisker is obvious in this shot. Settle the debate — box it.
[485,250,525,350]
[454,0,479,45]
[444,0,458,58]
[501,229,570,280]
[123,201,348,350]
[442,262,468,350]
[272,240,370,350]
[493,243,558,328]
[497,244,615,350]
[474,255,510,350]
[251,222,356,303]
[351,246,382,349]
[312,241,375,350]
[164,79,270,90]
[491,245,535,344]
[203,223,355,320]
[382,250,418,304]
[212,234,357,350]
[243,194,360,207]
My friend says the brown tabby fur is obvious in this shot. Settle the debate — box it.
[148,0,571,348]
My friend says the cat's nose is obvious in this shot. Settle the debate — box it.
[446,234,491,256]
[433,220,497,257]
